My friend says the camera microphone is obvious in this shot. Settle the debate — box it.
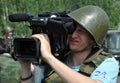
[8,13,32,22]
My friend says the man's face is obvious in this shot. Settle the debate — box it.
[68,24,92,53]
[5,31,13,39]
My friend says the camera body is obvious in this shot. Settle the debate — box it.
[14,38,40,62]
[9,11,75,62]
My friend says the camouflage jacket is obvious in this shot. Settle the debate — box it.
[0,53,20,83]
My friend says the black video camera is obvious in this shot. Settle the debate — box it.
[9,11,75,62]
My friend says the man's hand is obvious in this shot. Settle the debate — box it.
[32,34,52,62]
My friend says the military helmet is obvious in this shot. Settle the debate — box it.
[68,5,109,47]
[2,25,13,34]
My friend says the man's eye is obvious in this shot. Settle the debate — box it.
[77,29,84,33]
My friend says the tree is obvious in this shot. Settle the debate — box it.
[0,0,120,37]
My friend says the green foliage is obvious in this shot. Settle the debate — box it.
[0,0,120,37]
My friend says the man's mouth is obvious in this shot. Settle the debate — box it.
[70,39,79,45]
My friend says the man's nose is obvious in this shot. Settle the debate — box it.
[71,30,77,38]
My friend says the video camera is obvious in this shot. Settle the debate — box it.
[9,11,75,62]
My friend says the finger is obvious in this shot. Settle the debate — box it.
[32,34,49,42]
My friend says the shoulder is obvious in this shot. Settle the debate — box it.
[0,54,20,69]
[0,54,20,82]
[90,57,119,83]
[99,57,119,68]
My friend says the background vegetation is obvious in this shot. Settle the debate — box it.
[0,0,120,37]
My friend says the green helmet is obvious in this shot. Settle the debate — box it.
[68,5,109,47]
[2,25,13,34]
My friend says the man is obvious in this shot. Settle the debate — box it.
[19,5,119,83]
[2,25,14,54]
[2,25,13,47]
[0,25,21,83]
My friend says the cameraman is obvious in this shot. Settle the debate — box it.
[19,5,119,83]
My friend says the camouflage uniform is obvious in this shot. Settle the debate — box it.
[0,53,20,83]
[2,25,14,53]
